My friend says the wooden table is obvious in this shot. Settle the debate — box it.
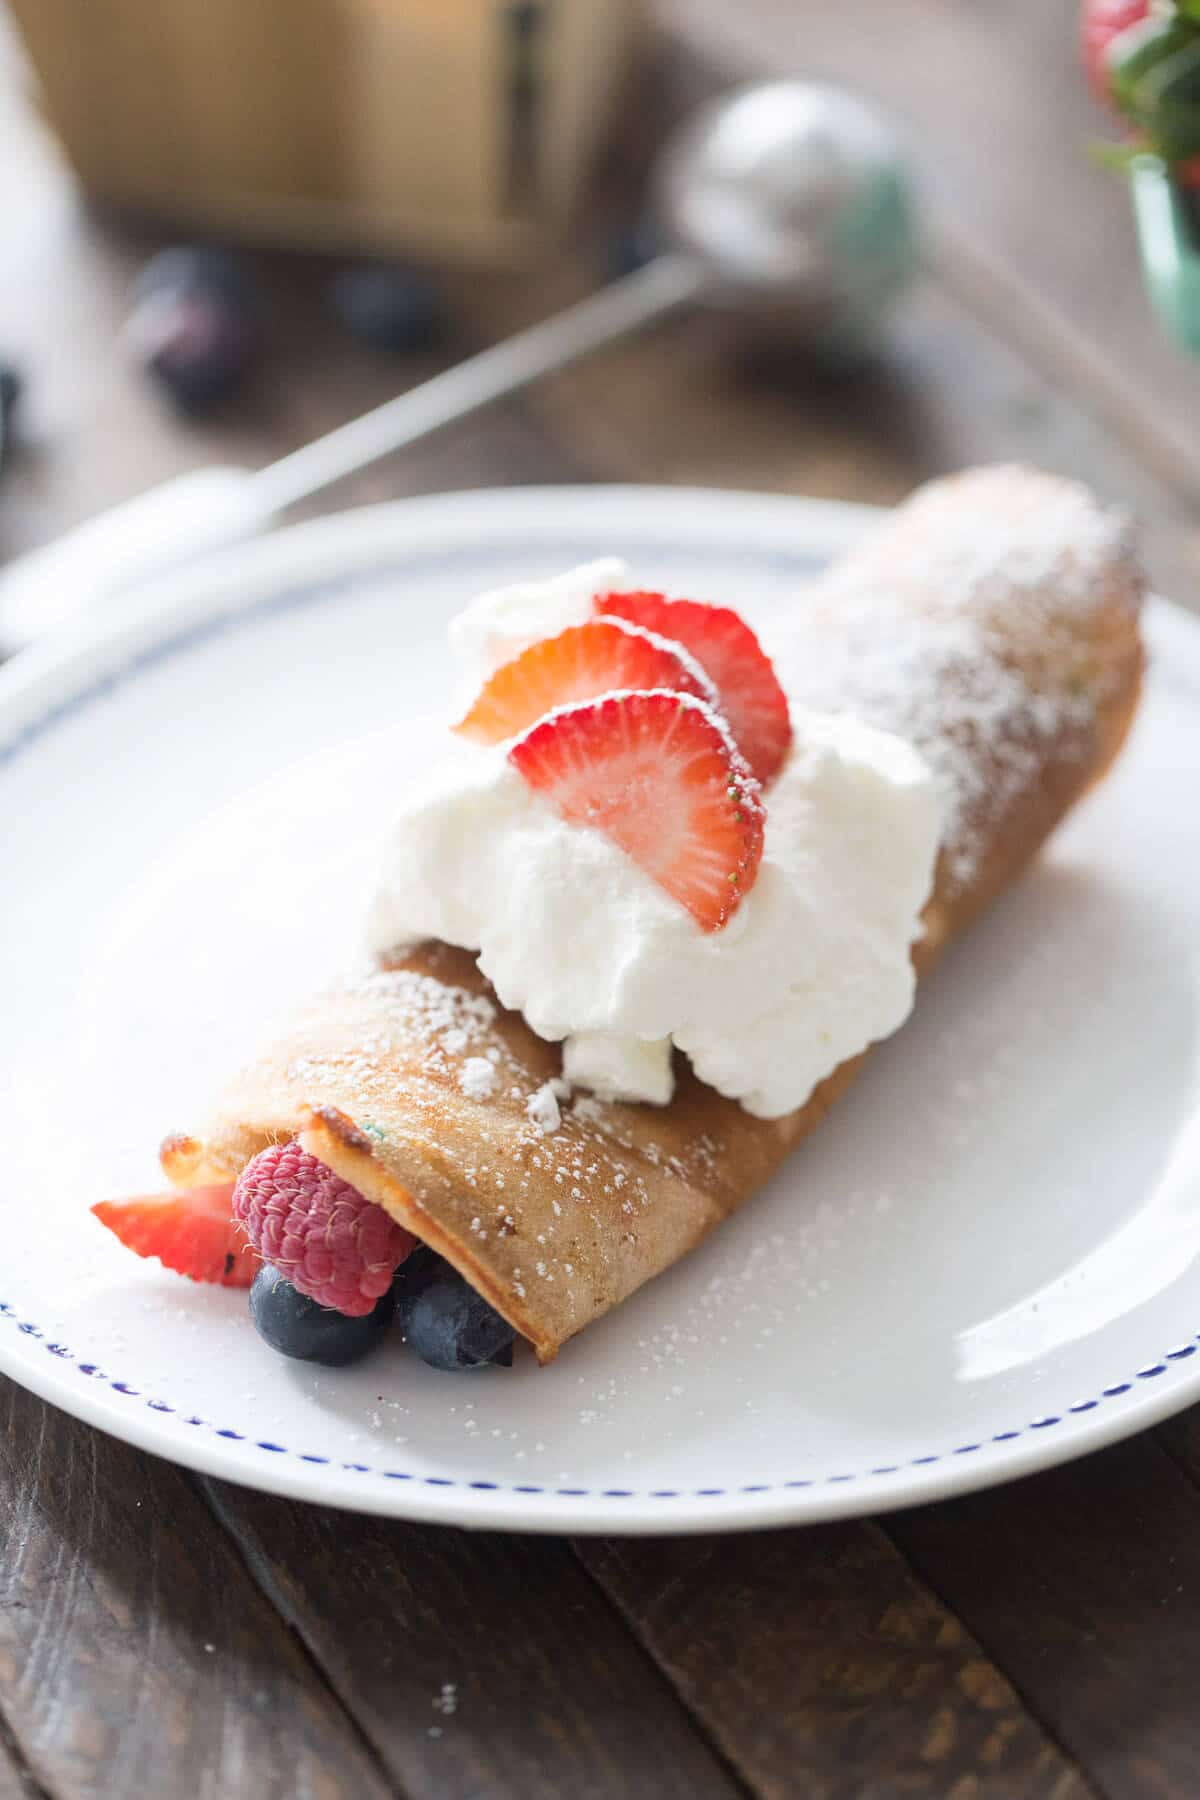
[3,4,1200,1795]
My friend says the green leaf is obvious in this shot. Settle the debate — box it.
[1109,18,1200,164]
[1088,139,1149,172]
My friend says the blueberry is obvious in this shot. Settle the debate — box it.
[331,265,442,353]
[249,1265,394,1367]
[127,246,259,414]
[396,1262,516,1371]
[392,1242,444,1302]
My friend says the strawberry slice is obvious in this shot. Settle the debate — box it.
[92,1183,258,1287]
[454,617,715,745]
[509,690,765,930]
[1081,0,1150,104]
[594,591,792,786]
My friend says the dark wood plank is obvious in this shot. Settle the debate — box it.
[6,9,1195,611]
[202,1479,744,1800]
[464,257,1199,609]
[664,0,1200,511]
[889,1434,1200,1800]
[430,31,1200,607]
[0,1381,393,1800]
[3,12,1199,1800]
[0,1717,46,1800]
[0,32,582,573]
[576,1524,1091,1800]
[1158,1406,1200,1490]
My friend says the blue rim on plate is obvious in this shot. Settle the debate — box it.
[0,486,1196,1534]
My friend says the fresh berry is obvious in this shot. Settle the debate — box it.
[594,592,792,785]
[509,690,765,931]
[233,1142,416,1318]
[454,617,716,745]
[1081,0,1151,103]
[91,1183,257,1287]
[126,247,259,414]
[249,1264,394,1366]
[331,265,442,352]
[396,1263,516,1371]
[393,1244,512,1363]
[392,1242,444,1301]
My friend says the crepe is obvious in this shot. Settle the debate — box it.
[161,466,1145,1362]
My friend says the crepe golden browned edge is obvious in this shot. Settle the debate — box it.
[161,466,1146,1363]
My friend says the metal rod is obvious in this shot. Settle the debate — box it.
[253,255,705,515]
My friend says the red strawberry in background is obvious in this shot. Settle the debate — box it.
[1081,0,1151,104]
[1081,0,1200,185]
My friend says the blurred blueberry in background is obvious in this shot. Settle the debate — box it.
[330,265,443,354]
[126,247,260,414]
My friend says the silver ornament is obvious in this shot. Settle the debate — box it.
[655,80,920,344]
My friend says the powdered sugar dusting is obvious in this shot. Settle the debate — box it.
[215,468,1143,1357]
[284,968,514,1114]
[460,1057,499,1101]
[778,609,1078,888]
[526,1079,568,1135]
[270,963,692,1322]
[773,468,1141,890]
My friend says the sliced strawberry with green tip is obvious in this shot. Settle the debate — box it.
[509,689,765,931]
[454,616,716,745]
[92,1183,258,1287]
[595,591,792,785]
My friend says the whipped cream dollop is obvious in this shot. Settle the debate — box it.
[449,559,628,682]
[368,566,941,1119]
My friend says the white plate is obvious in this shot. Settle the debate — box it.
[2,485,1198,1536]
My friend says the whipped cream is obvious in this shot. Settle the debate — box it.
[368,567,941,1119]
[563,1032,675,1106]
[449,559,627,681]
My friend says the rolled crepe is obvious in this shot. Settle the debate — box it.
[162,466,1145,1362]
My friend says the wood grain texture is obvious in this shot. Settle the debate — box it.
[663,0,1200,520]
[577,1525,1092,1800]
[0,15,581,574]
[4,8,1200,1800]
[890,1437,1200,1800]
[1159,1405,1200,1494]
[202,1479,743,1800]
[0,1382,392,1800]
[437,31,1200,610]
[0,1722,47,1800]
[497,273,1200,604]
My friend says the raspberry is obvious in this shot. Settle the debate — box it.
[233,1142,415,1317]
